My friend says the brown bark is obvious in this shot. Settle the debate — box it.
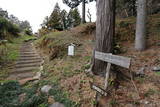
[91,0,115,75]
[82,0,86,23]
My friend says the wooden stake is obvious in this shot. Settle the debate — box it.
[104,63,111,90]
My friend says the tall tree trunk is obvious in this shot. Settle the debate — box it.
[135,0,147,51]
[91,0,115,75]
[132,0,136,16]
[82,0,86,23]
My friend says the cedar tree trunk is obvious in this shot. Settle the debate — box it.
[91,0,115,75]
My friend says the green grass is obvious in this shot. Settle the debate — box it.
[155,72,160,75]
[0,35,36,62]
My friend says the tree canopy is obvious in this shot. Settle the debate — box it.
[67,8,81,27]
[41,3,81,31]
[0,8,33,39]
[62,0,96,8]
[0,16,20,39]
[47,3,62,30]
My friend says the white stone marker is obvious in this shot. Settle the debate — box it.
[68,43,75,56]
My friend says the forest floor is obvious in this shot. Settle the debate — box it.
[0,14,160,107]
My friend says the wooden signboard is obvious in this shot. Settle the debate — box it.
[95,51,131,69]
[90,82,108,96]
[91,51,131,106]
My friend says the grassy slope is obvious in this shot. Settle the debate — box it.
[35,23,95,106]
[35,14,160,106]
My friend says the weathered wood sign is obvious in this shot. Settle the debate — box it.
[90,82,108,96]
[95,51,131,68]
[91,51,131,106]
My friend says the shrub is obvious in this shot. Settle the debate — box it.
[0,17,20,40]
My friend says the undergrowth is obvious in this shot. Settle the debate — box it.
[0,79,79,107]
[0,80,46,107]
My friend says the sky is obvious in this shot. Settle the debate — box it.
[0,0,96,32]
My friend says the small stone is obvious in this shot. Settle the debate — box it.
[39,66,43,71]
[152,66,160,71]
[48,96,55,104]
[144,101,149,104]
[33,72,41,79]
[41,85,52,94]
[49,102,64,107]
[19,93,26,103]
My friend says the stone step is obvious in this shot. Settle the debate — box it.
[20,49,35,51]
[19,54,39,57]
[20,52,37,54]
[8,72,35,80]
[21,44,32,46]
[21,44,32,47]
[16,63,41,68]
[16,59,42,64]
[21,45,32,48]
[49,102,65,107]
[12,66,40,74]
[20,50,36,52]
[18,57,41,61]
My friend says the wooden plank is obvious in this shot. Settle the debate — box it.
[90,82,108,96]
[95,51,131,68]
[104,62,111,90]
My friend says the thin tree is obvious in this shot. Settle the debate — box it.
[91,0,116,75]
[62,0,96,24]
[87,9,92,22]
[82,0,86,23]
[135,0,147,51]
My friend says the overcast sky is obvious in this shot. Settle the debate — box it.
[0,0,96,32]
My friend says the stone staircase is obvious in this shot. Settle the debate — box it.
[8,41,43,80]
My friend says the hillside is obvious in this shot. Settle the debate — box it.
[33,14,160,106]
[0,14,159,107]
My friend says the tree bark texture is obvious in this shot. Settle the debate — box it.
[82,0,86,23]
[91,0,115,75]
[135,0,147,51]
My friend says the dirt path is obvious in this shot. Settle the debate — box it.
[7,41,43,81]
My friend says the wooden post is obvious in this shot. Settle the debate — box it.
[104,63,111,90]
[95,63,111,107]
